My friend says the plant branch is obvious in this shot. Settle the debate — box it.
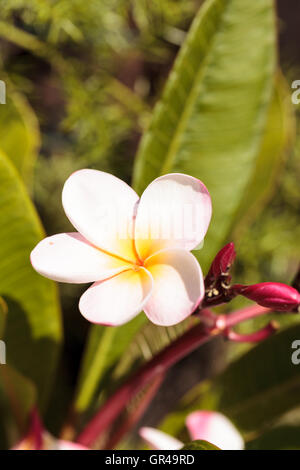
[224,321,279,343]
[103,372,165,450]
[214,305,271,330]
[76,303,275,448]
[76,321,212,447]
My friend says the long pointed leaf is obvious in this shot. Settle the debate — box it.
[133,0,276,270]
[0,151,62,409]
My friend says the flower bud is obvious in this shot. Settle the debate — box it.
[205,243,236,287]
[240,282,300,312]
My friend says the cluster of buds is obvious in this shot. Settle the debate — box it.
[201,243,300,314]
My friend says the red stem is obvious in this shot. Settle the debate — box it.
[30,408,43,451]
[104,373,165,450]
[215,305,271,330]
[76,303,274,448]
[224,321,278,343]
[76,322,211,447]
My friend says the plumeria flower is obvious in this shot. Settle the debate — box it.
[140,411,244,450]
[31,170,211,326]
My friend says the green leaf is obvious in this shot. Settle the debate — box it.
[245,405,300,449]
[133,0,276,269]
[181,439,220,450]
[0,364,36,435]
[0,150,62,409]
[0,90,40,186]
[231,73,295,240]
[0,297,7,339]
[212,325,300,433]
[246,425,300,450]
[74,314,146,413]
[161,324,300,438]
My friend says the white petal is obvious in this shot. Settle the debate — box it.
[62,169,139,262]
[56,440,88,450]
[134,173,212,260]
[144,249,204,326]
[139,427,183,450]
[186,411,244,450]
[30,233,129,283]
[79,268,153,325]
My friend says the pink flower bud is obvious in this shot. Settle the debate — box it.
[240,282,300,312]
[205,243,236,287]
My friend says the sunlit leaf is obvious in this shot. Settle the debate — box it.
[0,150,62,409]
[0,297,7,339]
[231,73,295,240]
[133,0,276,270]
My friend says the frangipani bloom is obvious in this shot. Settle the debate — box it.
[31,170,211,326]
[140,411,244,450]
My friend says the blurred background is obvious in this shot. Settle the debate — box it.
[0,0,299,449]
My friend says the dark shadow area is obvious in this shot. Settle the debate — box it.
[3,296,60,410]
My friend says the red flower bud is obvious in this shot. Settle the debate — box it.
[239,282,300,312]
[205,243,236,287]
